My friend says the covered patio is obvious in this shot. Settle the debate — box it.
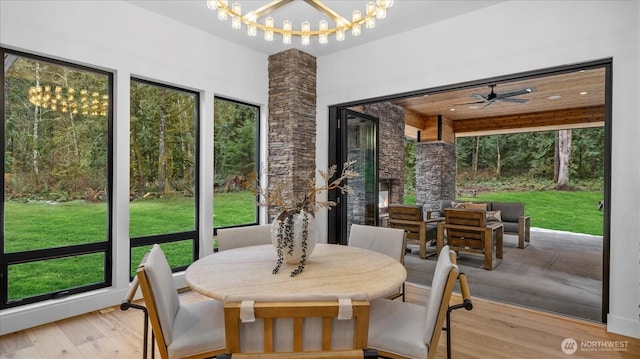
[405,229,602,321]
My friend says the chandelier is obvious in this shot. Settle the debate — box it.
[28,85,109,117]
[206,0,393,45]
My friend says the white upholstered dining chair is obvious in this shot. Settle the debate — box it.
[217,224,272,251]
[367,245,469,359]
[348,223,407,301]
[136,244,226,359]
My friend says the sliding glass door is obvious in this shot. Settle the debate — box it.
[328,109,378,245]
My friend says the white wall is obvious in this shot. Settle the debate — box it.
[0,0,268,334]
[317,0,640,338]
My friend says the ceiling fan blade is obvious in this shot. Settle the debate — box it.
[481,101,493,108]
[496,86,536,99]
[454,100,485,106]
[498,97,529,103]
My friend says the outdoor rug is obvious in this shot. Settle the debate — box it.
[404,228,603,322]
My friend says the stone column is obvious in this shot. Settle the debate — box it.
[267,49,317,219]
[416,141,456,214]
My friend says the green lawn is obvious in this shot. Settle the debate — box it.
[4,189,603,300]
[4,192,258,300]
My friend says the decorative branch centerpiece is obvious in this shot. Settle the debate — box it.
[256,161,358,277]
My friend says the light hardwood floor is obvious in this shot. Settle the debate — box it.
[1,283,638,359]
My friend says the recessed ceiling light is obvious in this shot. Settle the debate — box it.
[449,108,456,111]
[547,95,562,100]
[468,105,479,109]
[579,91,588,95]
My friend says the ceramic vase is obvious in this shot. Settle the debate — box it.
[271,209,317,265]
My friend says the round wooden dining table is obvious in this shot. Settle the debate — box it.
[185,243,407,301]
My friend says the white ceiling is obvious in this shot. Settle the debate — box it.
[125,0,504,57]
[124,0,606,138]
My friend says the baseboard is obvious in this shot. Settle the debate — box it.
[607,313,640,339]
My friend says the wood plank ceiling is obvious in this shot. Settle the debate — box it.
[392,67,606,138]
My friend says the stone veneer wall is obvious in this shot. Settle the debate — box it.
[267,49,317,219]
[416,141,457,214]
[363,102,405,205]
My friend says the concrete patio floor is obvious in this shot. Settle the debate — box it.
[404,228,603,322]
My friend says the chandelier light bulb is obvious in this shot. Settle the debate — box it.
[206,0,217,10]
[352,10,362,36]
[376,0,387,19]
[366,2,376,28]
[231,3,241,29]
[336,28,345,42]
[217,0,228,21]
[283,20,292,44]
[319,20,328,44]
[247,12,257,36]
[264,16,274,41]
[301,21,311,45]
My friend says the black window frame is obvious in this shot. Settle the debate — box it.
[128,77,201,277]
[0,48,114,309]
[212,96,260,235]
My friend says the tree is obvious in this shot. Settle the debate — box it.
[472,136,479,173]
[555,129,572,189]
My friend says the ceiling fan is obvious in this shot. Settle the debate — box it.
[458,84,536,108]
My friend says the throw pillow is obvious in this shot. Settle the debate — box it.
[451,201,466,209]
[465,202,488,210]
[486,210,502,222]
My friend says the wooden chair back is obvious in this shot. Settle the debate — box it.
[388,204,429,259]
[222,298,372,359]
[437,208,504,270]
[443,208,487,249]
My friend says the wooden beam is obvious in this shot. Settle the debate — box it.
[453,105,604,134]
[404,109,425,130]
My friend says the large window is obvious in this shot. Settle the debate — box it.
[1,49,112,308]
[129,79,199,274]
[213,97,259,230]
